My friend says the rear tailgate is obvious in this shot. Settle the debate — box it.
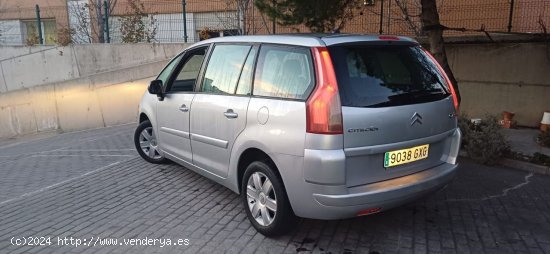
[328,43,458,187]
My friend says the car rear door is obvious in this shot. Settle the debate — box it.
[189,43,256,178]
[328,43,458,187]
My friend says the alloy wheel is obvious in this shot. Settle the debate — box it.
[246,172,277,226]
[139,127,162,160]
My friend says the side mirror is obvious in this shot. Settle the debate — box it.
[148,80,163,95]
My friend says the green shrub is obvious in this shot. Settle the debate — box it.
[457,113,472,148]
[531,152,550,167]
[458,113,509,165]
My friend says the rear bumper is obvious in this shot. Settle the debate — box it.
[276,128,461,220]
[307,162,457,219]
[283,161,457,220]
[314,162,456,207]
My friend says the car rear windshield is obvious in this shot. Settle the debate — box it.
[328,45,450,107]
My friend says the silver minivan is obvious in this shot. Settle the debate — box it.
[134,34,462,236]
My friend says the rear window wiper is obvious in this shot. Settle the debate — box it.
[392,90,445,98]
[365,91,447,108]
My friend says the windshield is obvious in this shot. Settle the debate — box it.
[328,45,450,107]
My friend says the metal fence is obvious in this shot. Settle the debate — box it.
[0,0,548,45]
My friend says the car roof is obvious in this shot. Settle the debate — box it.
[191,34,418,48]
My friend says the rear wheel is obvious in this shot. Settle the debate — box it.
[134,120,166,164]
[242,161,297,237]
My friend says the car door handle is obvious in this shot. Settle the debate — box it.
[223,109,238,119]
[179,104,189,112]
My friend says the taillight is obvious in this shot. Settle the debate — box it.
[422,48,460,113]
[307,47,343,135]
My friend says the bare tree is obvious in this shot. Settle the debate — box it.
[392,0,460,103]
[236,0,250,35]
[95,0,105,42]
[214,1,242,36]
[93,0,118,43]
[420,0,460,103]
[215,0,261,36]
[119,0,157,43]
[393,0,422,36]
[68,1,93,43]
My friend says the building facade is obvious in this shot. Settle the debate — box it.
[0,0,549,45]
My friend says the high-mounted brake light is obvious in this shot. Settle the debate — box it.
[422,48,460,113]
[307,47,343,135]
[379,35,400,41]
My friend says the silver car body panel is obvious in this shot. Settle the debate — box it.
[138,34,461,220]
[160,127,190,139]
[342,97,457,186]
[280,128,461,219]
[321,34,417,45]
[156,93,195,163]
[189,34,417,49]
[312,162,457,213]
[189,94,250,178]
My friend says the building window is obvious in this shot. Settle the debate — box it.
[22,19,57,45]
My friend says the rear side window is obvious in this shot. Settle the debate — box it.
[202,44,252,94]
[328,45,450,107]
[253,45,314,100]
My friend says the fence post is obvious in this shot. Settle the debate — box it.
[387,0,391,33]
[508,0,515,32]
[35,4,44,44]
[379,0,384,34]
[182,0,188,42]
[272,0,276,34]
[104,0,110,43]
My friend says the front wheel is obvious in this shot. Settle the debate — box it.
[242,161,297,237]
[134,120,167,164]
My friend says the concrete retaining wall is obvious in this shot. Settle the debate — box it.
[446,43,550,126]
[0,43,192,138]
[0,43,189,93]
[0,69,155,138]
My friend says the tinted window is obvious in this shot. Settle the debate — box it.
[168,47,207,92]
[157,54,183,86]
[253,45,314,100]
[202,44,252,94]
[236,47,257,95]
[328,45,449,107]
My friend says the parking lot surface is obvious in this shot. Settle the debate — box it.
[1,124,549,254]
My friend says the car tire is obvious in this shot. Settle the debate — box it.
[134,120,167,164]
[242,161,297,237]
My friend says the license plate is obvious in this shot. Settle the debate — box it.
[384,144,429,168]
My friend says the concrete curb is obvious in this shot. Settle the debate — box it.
[500,158,550,175]
[459,151,549,175]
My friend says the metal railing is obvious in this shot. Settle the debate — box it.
[0,0,548,45]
